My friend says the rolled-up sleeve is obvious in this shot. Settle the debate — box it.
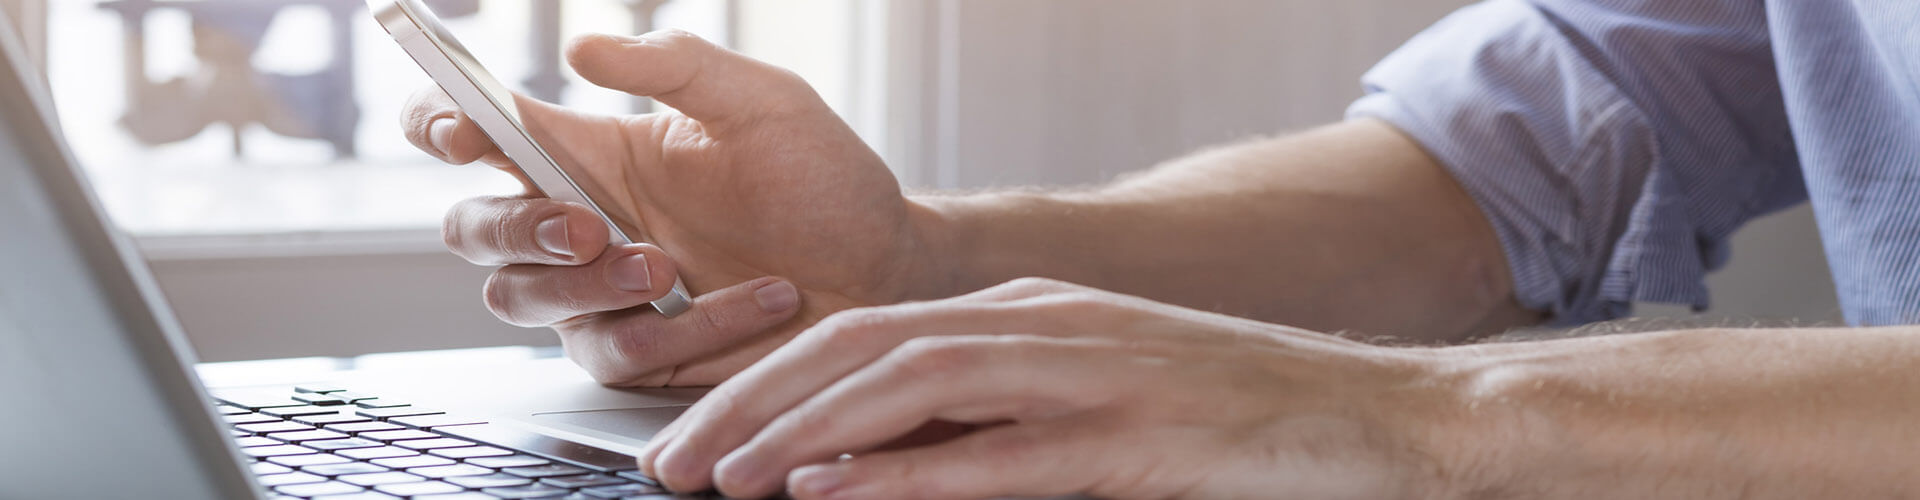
[1346,0,1802,325]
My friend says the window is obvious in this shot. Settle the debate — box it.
[45,0,869,237]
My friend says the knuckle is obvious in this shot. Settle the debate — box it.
[1004,276,1070,292]
[491,201,541,253]
[442,198,485,256]
[1025,291,1112,317]
[809,309,894,347]
[890,337,986,380]
[481,271,528,325]
[653,28,703,45]
[777,404,835,437]
[693,300,743,335]
[609,320,666,363]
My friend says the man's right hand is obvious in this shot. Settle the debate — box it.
[402,30,946,387]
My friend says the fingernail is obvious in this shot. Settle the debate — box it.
[535,216,573,258]
[789,464,846,497]
[753,279,799,313]
[610,253,653,293]
[427,117,455,156]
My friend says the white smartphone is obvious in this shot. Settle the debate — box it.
[368,0,694,317]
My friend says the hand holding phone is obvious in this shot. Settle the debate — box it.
[368,0,693,317]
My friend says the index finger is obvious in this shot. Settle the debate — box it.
[401,87,516,169]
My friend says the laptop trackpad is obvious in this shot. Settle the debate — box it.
[531,406,689,440]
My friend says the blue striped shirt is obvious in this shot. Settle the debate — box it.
[1348,0,1920,326]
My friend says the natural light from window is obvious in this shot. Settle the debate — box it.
[46,0,858,237]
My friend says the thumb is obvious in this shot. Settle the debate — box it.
[564,29,826,127]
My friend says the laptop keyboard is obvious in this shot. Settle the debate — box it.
[212,385,721,499]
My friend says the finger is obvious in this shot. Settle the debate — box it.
[638,279,1138,488]
[401,87,639,204]
[557,276,802,387]
[711,336,1131,498]
[484,244,681,327]
[443,196,611,266]
[786,419,1125,500]
[400,86,516,169]
[639,300,1058,492]
[565,29,825,127]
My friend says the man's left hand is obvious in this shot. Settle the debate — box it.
[636,277,1480,499]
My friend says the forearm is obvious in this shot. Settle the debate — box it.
[906,119,1537,341]
[1441,328,1920,498]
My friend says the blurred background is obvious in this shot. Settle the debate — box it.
[7,0,1840,361]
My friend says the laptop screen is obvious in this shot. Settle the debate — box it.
[0,11,261,499]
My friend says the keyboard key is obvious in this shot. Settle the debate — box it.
[228,428,249,437]
[444,472,534,489]
[224,413,280,425]
[612,471,659,486]
[338,471,426,486]
[312,493,399,500]
[359,429,439,442]
[430,446,513,459]
[217,405,252,415]
[244,445,320,458]
[370,455,456,469]
[579,483,668,498]
[374,480,465,496]
[211,389,305,410]
[307,438,385,451]
[440,424,640,472]
[235,436,280,447]
[251,462,293,475]
[273,480,362,497]
[357,407,444,420]
[481,484,572,499]
[327,421,404,434]
[263,406,345,418]
[294,384,348,394]
[329,391,379,403]
[267,453,352,467]
[501,463,590,479]
[296,413,373,426]
[356,400,412,409]
[395,438,478,450]
[238,421,314,434]
[407,463,494,478]
[267,429,351,443]
[295,393,351,406]
[391,414,486,429]
[258,471,326,486]
[412,493,498,500]
[336,446,419,460]
[467,455,550,468]
[302,462,389,477]
[539,473,626,489]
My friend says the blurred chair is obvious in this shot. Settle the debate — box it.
[96,0,479,160]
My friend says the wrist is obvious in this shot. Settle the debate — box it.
[899,191,1043,300]
[898,196,966,301]
[1404,346,1544,500]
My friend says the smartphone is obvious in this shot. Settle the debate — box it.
[368,0,694,317]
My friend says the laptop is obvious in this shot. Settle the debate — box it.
[0,12,717,500]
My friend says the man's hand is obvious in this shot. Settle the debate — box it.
[401,30,943,386]
[636,277,1469,499]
